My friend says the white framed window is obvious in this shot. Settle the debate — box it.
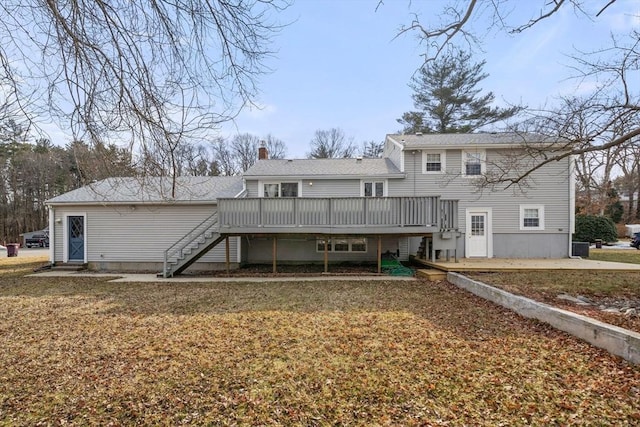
[462,149,486,176]
[259,181,301,197]
[316,238,367,253]
[361,180,386,197]
[422,150,445,173]
[520,205,545,230]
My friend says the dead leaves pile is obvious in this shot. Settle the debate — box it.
[0,277,638,425]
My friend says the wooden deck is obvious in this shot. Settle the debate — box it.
[217,197,458,234]
[414,257,640,272]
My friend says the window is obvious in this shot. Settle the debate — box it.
[350,238,367,252]
[317,239,332,252]
[316,238,367,253]
[333,238,349,252]
[422,150,445,173]
[520,205,545,230]
[261,182,299,197]
[362,181,385,197]
[462,150,486,176]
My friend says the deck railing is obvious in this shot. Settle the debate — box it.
[217,197,458,230]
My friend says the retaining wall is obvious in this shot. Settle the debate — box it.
[447,272,640,365]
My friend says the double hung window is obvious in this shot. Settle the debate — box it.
[262,182,299,197]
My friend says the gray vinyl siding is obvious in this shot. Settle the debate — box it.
[245,236,403,263]
[49,204,238,264]
[383,139,403,170]
[389,148,572,234]
[245,178,363,198]
[301,179,360,197]
[245,180,259,197]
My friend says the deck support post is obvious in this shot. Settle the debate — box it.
[225,237,230,274]
[377,236,382,274]
[272,237,277,274]
[324,236,329,273]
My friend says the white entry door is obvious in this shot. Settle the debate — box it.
[466,211,490,257]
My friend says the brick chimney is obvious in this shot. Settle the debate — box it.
[258,141,268,160]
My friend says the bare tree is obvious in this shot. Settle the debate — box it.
[389,1,639,189]
[0,1,289,195]
[308,128,357,159]
[232,133,261,172]
[263,134,287,159]
[211,138,238,176]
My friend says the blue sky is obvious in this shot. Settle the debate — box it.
[222,0,640,158]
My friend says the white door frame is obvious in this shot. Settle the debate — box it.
[63,212,88,263]
[465,208,493,258]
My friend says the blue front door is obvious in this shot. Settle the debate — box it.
[68,216,84,261]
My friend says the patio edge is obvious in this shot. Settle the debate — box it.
[447,272,640,365]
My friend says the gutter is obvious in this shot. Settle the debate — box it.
[243,173,407,180]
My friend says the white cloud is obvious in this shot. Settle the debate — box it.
[242,101,277,120]
[600,3,640,32]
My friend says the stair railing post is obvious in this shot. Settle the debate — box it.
[163,251,167,278]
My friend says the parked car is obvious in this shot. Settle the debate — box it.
[630,232,640,249]
[25,234,49,248]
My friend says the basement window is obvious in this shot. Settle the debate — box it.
[316,238,367,253]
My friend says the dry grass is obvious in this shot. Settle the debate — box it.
[0,254,48,278]
[468,270,640,333]
[588,248,640,265]
[1,261,639,425]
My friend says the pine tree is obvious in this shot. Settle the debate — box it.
[398,49,521,134]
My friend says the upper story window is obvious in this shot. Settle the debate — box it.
[262,182,299,197]
[520,205,545,230]
[422,150,445,173]
[462,149,486,176]
[362,180,385,197]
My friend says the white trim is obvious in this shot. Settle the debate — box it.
[465,208,493,258]
[360,179,388,197]
[461,149,486,177]
[421,150,446,174]
[48,207,54,263]
[569,155,576,234]
[520,205,545,231]
[62,212,87,263]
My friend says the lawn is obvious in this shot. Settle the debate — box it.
[468,249,640,333]
[589,247,640,264]
[1,260,639,425]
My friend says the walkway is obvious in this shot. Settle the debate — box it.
[29,271,415,283]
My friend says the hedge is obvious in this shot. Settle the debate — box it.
[573,215,618,243]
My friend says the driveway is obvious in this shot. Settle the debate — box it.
[0,246,49,258]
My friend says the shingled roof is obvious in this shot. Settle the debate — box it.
[46,176,244,205]
[387,132,561,148]
[243,158,404,178]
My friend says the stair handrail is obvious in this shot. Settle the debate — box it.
[164,211,219,270]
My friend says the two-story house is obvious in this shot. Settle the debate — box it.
[45,133,574,276]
